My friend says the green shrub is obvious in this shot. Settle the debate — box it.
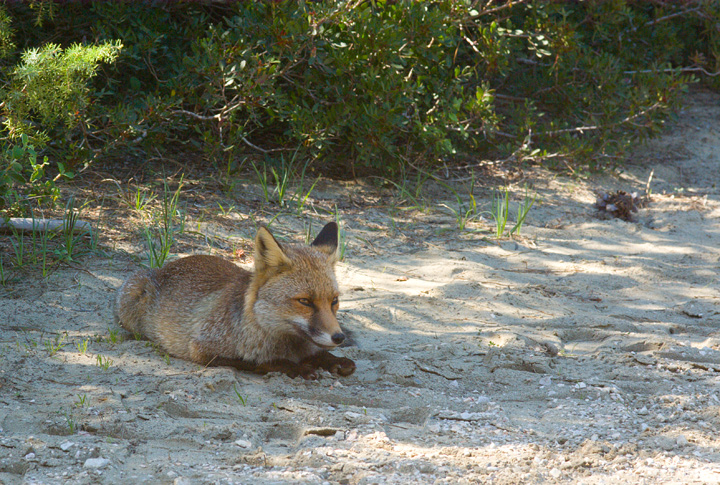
[0,6,15,58]
[0,4,120,211]
[159,1,717,174]
[0,134,74,212]
[1,1,718,186]
[171,2,498,174]
[3,40,122,146]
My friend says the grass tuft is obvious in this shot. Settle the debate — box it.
[143,176,185,268]
[490,185,536,238]
[44,332,68,356]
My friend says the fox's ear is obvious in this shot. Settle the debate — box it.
[311,222,339,259]
[255,226,291,273]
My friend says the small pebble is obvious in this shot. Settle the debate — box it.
[84,457,110,469]
[234,439,252,448]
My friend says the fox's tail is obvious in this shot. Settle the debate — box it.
[114,269,156,335]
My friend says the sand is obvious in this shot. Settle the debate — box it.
[1,90,719,484]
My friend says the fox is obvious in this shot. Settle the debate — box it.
[114,222,355,380]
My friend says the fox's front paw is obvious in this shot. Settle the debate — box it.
[299,365,319,380]
[301,352,356,378]
[286,363,319,380]
[329,357,356,377]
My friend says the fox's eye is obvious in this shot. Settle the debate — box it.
[331,296,339,306]
[298,298,313,307]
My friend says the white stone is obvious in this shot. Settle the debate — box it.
[60,441,74,451]
[84,458,110,469]
[344,411,364,420]
[234,439,252,448]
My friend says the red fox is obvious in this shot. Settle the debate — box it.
[114,222,355,380]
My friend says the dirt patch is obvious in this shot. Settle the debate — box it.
[1,90,720,484]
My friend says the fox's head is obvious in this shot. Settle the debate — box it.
[249,222,345,349]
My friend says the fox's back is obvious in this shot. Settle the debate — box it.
[151,255,249,297]
[147,255,251,336]
[116,255,250,360]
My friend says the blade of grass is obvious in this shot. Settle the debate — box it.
[510,185,536,235]
[491,187,510,238]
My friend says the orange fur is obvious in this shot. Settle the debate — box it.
[114,223,355,379]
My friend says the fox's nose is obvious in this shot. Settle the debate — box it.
[331,332,345,345]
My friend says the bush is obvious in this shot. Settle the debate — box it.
[0,134,73,212]
[143,1,715,174]
[172,2,495,175]
[4,41,122,145]
[1,0,718,189]
[0,4,120,209]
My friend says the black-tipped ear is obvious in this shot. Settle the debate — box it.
[311,222,339,258]
[254,226,291,274]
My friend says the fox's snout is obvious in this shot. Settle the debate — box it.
[313,329,345,348]
[292,313,345,349]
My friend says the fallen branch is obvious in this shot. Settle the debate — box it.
[0,218,91,233]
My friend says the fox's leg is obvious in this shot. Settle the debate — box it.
[254,359,320,380]
[189,341,328,379]
[301,351,356,377]
[208,356,320,380]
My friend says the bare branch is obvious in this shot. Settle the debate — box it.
[170,109,282,154]
[171,109,218,121]
[538,102,663,137]
[644,6,704,27]
[624,66,720,77]
[464,0,530,22]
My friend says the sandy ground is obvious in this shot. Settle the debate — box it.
[1,90,719,484]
